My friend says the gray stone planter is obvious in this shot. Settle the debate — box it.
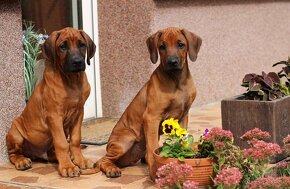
[221,95,290,162]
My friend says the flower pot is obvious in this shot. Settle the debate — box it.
[221,95,290,162]
[153,148,214,186]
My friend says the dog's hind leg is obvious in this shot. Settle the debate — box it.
[98,129,137,178]
[6,118,32,170]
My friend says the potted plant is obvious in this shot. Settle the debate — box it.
[22,22,47,101]
[221,58,290,161]
[211,127,289,189]
[154,126,289,189]
[274,134,290,177]
[247,134,290,189]
[153,118,215,187]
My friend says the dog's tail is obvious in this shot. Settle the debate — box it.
[80,168,100,175]
[80,164,100,175]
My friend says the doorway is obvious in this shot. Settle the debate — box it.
[21,0,102,120]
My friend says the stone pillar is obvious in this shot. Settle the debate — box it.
[98,0,156,117]
[0,0,24,163]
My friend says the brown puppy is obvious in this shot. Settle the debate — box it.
[6,27,96,177]
[98,27,202,179]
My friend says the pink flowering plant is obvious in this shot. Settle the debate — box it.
[248,176,290,189]
[241,128,282,180]
[156,122,288,188]
[201,127,284,188]
[213,167,243,189]
[275,135,290,177]
[283,134,290,154]
[155,162,198,189]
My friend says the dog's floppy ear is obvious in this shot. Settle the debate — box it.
[146,31,161,64]
[80,30,96,65]
[181,29,202,62]
[42,31,61,65]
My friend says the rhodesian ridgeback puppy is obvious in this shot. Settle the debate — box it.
[98,27,202,179]
[6,27,97,177]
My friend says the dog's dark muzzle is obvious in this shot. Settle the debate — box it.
[166,56,182,71]
[64,55,86,73]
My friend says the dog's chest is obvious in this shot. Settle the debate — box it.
[164,90,194,119]
[62,84,90,121]
[64,83,90,106]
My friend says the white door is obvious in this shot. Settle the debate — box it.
[72,0,102,120]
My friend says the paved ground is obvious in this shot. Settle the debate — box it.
[0,102,221,189]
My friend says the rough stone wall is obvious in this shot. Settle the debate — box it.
[98,0,290,116]
[0,0,24,163]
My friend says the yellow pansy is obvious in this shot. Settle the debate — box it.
[162,118,180,136]
[162,124,175,136]
[176,128,187,137]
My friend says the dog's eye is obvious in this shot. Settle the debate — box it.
[177,43,185,49]
[159,44,166,51]
[78,41,86,48]
[59,42,68,51]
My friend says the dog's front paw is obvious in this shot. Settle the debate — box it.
[14,156,32,170]
[104,165,121,178]
[58,163,80,177]
[99,162,121,178]
[98,158,122,178]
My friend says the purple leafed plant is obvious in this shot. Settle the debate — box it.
[241,71,286,101]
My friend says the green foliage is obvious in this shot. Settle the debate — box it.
[160,134,198,161]
[22,22,47,100]
[277,165,290,177]
[159,118,213,161]
[198,141,215,158]
[273,57,290,96]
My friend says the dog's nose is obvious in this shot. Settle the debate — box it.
[71,55,84,65]
[65,55,86,72]
[167,56,179,67]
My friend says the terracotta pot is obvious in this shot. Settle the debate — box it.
[153,148,214,186]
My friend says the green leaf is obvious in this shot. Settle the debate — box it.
[217,185,224,189]
[178,156,185,161]
[219,156,225,166]
[213,163,219,174]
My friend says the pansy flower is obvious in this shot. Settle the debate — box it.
[176,127,187,137]
[162,118,180,136]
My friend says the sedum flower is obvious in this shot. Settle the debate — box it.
[243,140,282,160]
[203,127,233,142]
[283,135,290,154]
[276,161,289,168]
[248,176,290,189]
[214,167,242,187]
[275,161,290,177]
[214,141,226,151]
[283,135,290,145]
[240,128,271,141]
[183,180,198,189]
[155,162,197,189]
